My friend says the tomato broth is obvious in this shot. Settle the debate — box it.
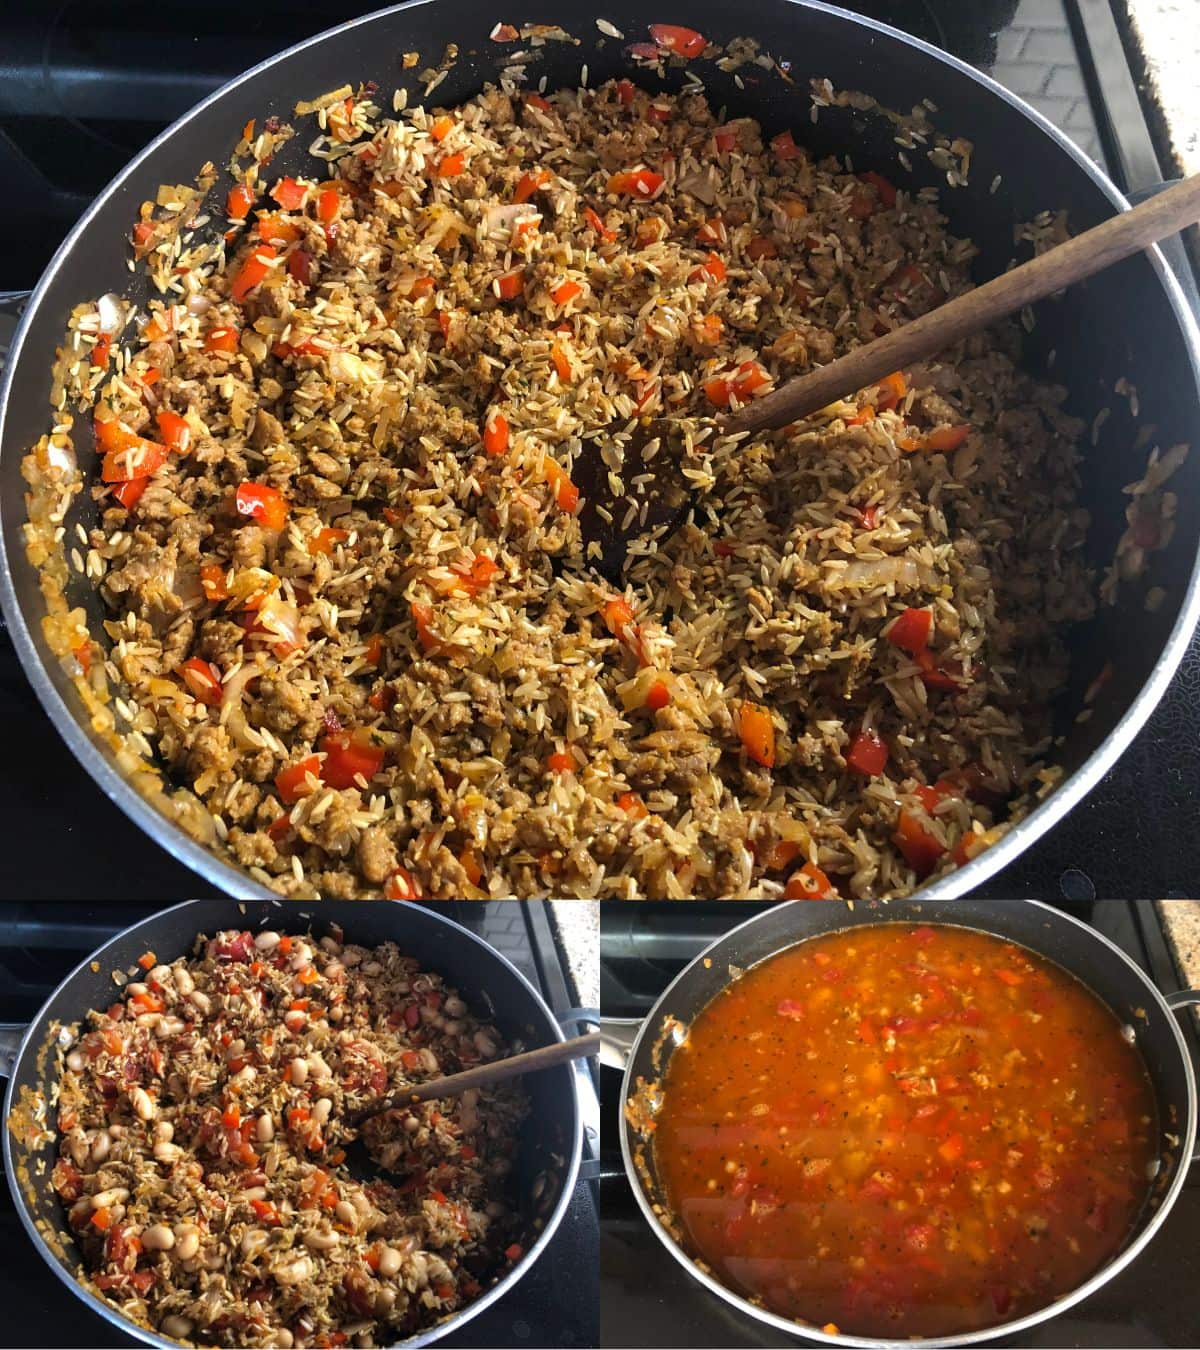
[652,923,1158,1339]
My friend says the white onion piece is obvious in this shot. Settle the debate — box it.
[97,292,124,335]
[837,557,921,588]
[482,204,538,239]
[258,595,301,648]
[45,441,77,476]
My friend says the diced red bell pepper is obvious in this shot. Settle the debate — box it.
[384,867,421,900]
[269,177,307,210]
[429,115,454,142]
[922,424,971,452]
[543,458,579,513]
[607,169,664,197]
[875,370,907,411]
[308,527,349,556]
[689,252,726,285]
[436,152,466,179]
[846,729,888,776]
[235,481,289,530]
[615,79,636,106]
[180,657,223,706]
[319,730,385,790]
[227,184,255,219]
[230,245,277,303]
[514,169,552,204]
[112,478,149,510]
[645,679,671,712]
[525,93,552,113]
[713,125,737,153]
[617,791,650,819]
[155,409,191,453]
[770,130,802,161]
[287,248,313,286]
[479,407,510,457]
[100,435,168,483]
[551,279,583,306]
[494,268,525,301]
[91,333,112,368]
[546,750,575,774]
[885,607,933,655]
[784,863,835,899]
[739,701,775,768]
[204,325,240,353]
[648,24,706,58]
[275,755,322,805]
[858,170,897,207]
[411,601,439,652]
[893,808,945,876]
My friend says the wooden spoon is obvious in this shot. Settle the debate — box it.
[349,1031,598,1126]
[574,173,1200,582]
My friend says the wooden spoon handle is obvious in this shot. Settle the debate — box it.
[726,173,1200,434]
[351,1032,599,1124]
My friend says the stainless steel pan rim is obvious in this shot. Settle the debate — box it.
[1,897,583,1349]
[2,0,1199,897]
[616,898,1199,1348]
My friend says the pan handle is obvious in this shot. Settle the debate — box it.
[1164,989,1200,1166]
[600,1017,641,1071]
[0,1023,26,1080]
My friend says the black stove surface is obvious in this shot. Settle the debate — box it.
[0,900,599,1349]
[1,0,1198,899]
[599,899,1200,1348]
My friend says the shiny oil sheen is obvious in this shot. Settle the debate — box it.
[653,923,1157,1339]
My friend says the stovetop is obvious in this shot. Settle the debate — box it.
[1,0,1199,898]
[0,900,599,1350]
[599,899,1200,1348]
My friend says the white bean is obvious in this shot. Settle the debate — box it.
[308,1054,333,1082]
[173,1225,200,1261]
[174,968,195,996]
[274,1255,312,1286]
[319,936,341,954]
[233,1066,257,1087]
[154,1120,174,1143]
[303,1228,339,1251]
[92,1187,129,1208]
[256,1113,275,1143]
[153,1142,182,1164]
[130,1087,156,1120]
[273,1332,294,1349]
[162,1315,194,1340]
[335,1200,358,1229]
[241,1186,267,1201]
[65,1049,84,1073]
[149,966,174,986]
[189,990,212,1015]
[142,1224,175,1251]
[362,961,383,977]
[125,982,148,998]
[289,1058,308,1086]
[241,1228,270,1258]
[254,930,281,951]
[419,1048,439,1073]
[377,1246,403,1278]
[473,1031,497,1059]
[444,996,467,1018]
[313,1098,333,1125]
[90,1133,111,1165]
[289,942,313,970]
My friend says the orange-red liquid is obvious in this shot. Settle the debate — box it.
[653,923,1157,1338]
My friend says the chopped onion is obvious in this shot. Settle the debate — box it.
[45,441,77,476]
[482,204,538,239]
[837,557,921,588]
[97,292,124,335]
[258,595,301,648]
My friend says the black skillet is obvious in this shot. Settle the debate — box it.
[0,899,583,1348]
[611,898,1200,1347]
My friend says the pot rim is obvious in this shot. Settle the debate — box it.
[2,0,1199,898]
[2,897,583,1349]
[617,897,1199,1348]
